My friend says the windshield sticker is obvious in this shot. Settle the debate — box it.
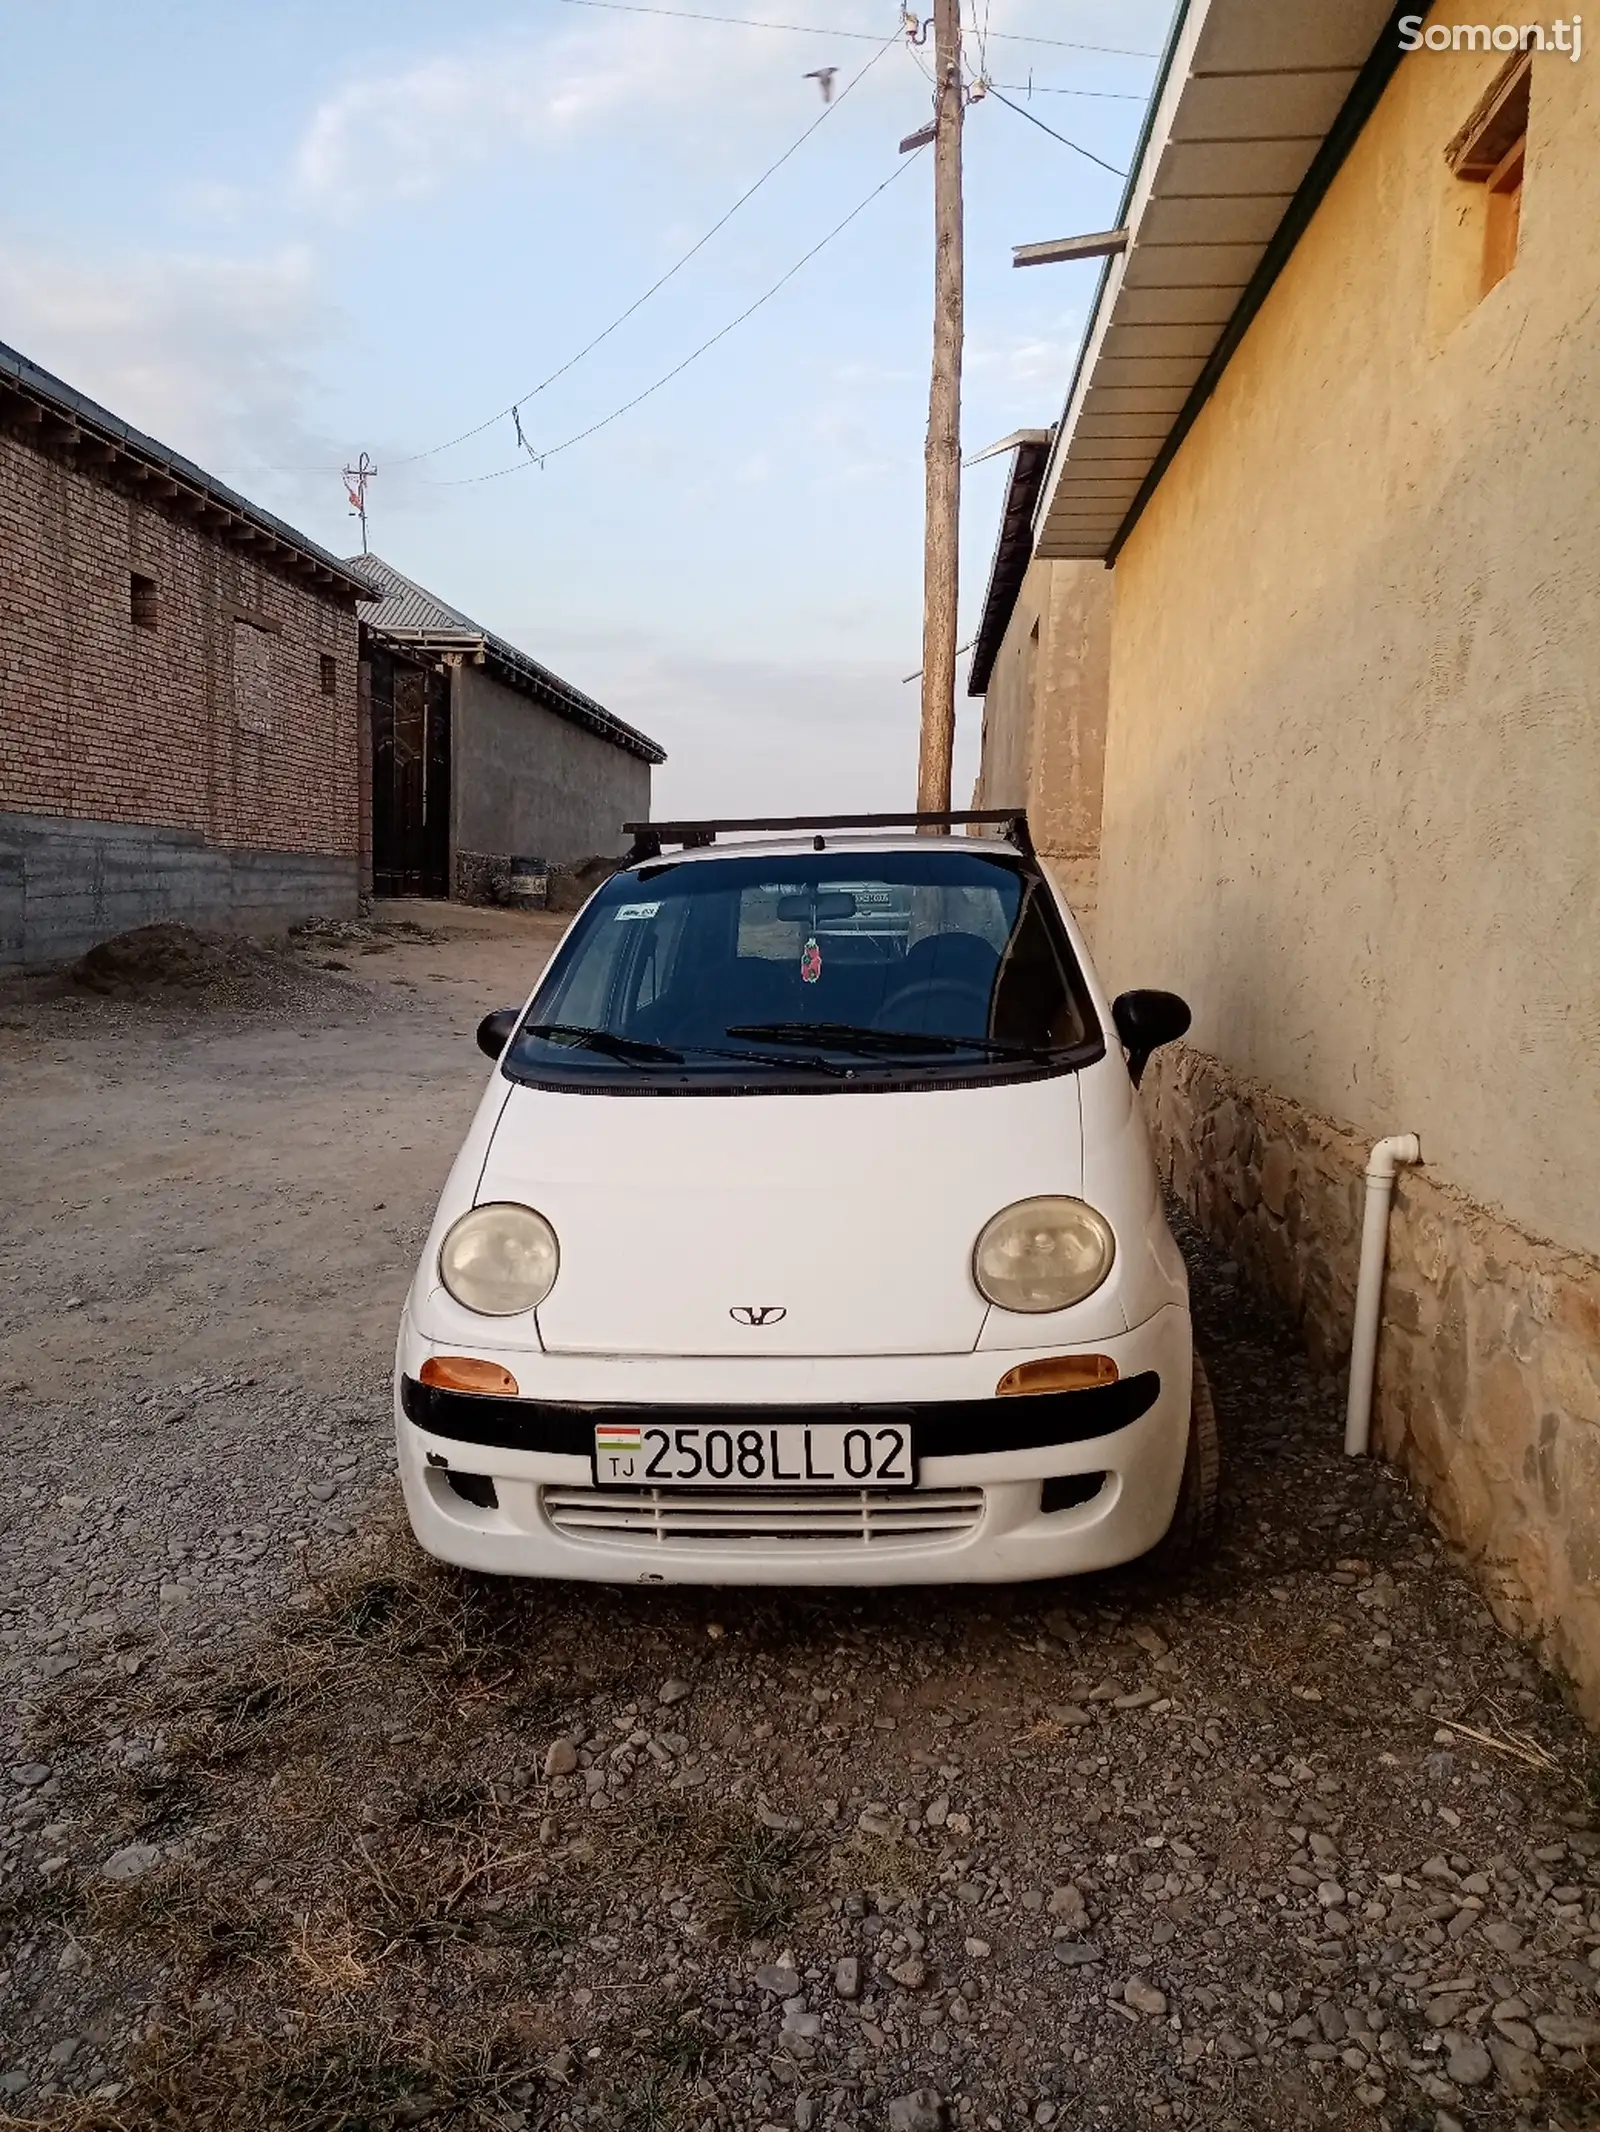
[613,901,661,922]
[800,936,823,985]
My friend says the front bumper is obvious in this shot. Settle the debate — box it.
[392,1305,1192,1587]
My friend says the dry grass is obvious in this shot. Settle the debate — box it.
[581,1996,725,2132]
[824,1825,930,1908]
[285,1906,377,1995]
[82,1863,287,1980]
[0,2015,547,2132]
[708,1817,813,1943]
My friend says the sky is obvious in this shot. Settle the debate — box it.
[0,0,1173,817]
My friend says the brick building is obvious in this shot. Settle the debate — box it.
[0,338,372,968]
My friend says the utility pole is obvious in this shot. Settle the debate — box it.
[915,0,964,817]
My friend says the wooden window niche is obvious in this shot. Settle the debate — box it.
[1447,53,1531,298]
[320,652,338,696]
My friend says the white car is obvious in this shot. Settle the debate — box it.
[394,810,1214,1587]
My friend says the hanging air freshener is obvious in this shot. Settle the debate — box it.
[800,936,823,984]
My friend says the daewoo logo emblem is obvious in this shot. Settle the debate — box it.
[730,1305,787,1327]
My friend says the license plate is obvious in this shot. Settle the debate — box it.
[591,1421,915,1489]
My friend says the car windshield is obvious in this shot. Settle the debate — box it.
[501,846,1102,1094]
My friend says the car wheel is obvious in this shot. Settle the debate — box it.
[1145,1348,1220,1574]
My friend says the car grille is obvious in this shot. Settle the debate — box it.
[540,1484,985,1551]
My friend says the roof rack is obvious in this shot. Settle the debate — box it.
[623,809,1032,861]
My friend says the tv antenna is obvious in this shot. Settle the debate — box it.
[342,452,377,553]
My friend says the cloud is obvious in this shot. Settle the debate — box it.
[291,3,913,216]
[295,47,550,209]
[967,322,1084,388]
[0,242,345,513]
[524,629,981,818]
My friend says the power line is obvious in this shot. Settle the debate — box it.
[429,148,926,485]
[390,25,900,466]
[985,82,1125,174]
[990,80,1143,100]
[967,0,992,82]
[554,0,1157,58]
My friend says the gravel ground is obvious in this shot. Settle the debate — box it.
[0,904,1597,2132]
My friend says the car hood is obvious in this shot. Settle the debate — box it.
[481,1078,1084,1358]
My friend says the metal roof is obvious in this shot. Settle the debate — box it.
[1033,0,1405,562]
[966,432,1054,697]
[352,553,666,766]
[0,338,372,600]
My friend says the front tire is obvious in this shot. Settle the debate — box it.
[1145,1348,1220,1573]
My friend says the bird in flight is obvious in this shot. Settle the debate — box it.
[803,66,839,103]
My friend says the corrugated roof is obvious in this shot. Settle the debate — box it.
[0,337,371,599]
[352,554,666,766]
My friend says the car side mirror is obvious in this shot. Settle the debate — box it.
[1111,989,1191,1087]
[476,1007,522,1060]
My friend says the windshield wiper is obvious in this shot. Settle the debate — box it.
[521,1022,848,1078]
[728,1020,1064,1062]
[521,1022,684,1065]
[698,1044,851,1079]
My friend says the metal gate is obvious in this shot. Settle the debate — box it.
[369,643,451,898]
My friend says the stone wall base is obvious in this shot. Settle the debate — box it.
[454,850,548,909]
[1144,1042,1600,1728]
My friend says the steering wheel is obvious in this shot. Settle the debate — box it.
[877,978,992,1036]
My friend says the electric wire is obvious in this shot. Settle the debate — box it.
[429,148,926,484]
[554,0,1157,58]
[387,24,900,466]
[272,6,1149,487]
[972,0,994,83]
[985,82,1125,174]
[990,81,1142,99]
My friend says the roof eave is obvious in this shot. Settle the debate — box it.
[1032,0,1410,567]
[0,338,371,600]
[966,435,1056,697]
[361,617,666,766]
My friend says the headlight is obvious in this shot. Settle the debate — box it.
[972,1196,1115,1313]
[438,1203,559,1316]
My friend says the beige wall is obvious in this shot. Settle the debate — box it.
[975,557,1112,933]
[1095,16,1600,1261]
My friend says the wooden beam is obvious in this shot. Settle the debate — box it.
[1013,228,1128,269]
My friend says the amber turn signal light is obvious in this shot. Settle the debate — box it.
[995,1354,1118,1398]
[420,1356,519,1396]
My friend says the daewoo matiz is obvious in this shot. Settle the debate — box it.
[394,810,1214,1586]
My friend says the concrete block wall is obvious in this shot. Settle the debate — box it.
[0,811,357,967]
[451,664,651,872]
[0,426,360,964]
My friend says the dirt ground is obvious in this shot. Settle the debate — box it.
[1,901,1597,2132]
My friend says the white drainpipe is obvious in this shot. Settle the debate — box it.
[1343,1133,1422,1457]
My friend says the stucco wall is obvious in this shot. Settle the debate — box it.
[450,664,651,870]
[975,558,1112,936]
[1095,20,1600,1261]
